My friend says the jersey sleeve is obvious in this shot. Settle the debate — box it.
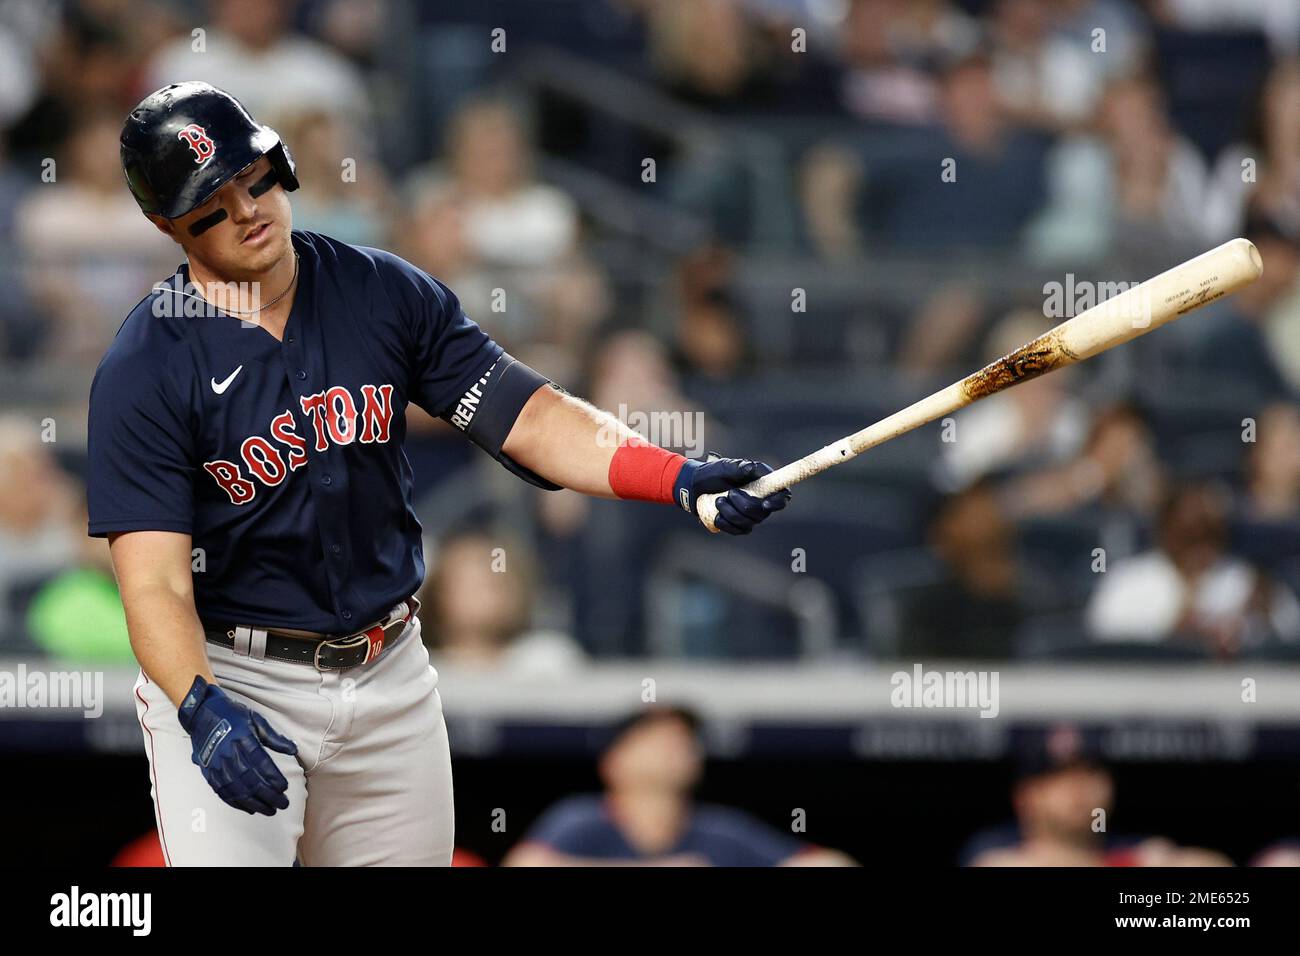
[86,354,197,538]
[375,251,561,489]
[380,254,503,419]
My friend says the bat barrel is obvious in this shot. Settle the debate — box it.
[695,239,1262,533]
[1054,237,1263,363]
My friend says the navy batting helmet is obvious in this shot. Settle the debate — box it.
[120,81,299,220]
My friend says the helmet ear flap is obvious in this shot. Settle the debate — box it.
[269,139,299,193]
[120,143,155,212]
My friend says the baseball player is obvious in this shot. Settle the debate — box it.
[87,82,790,866]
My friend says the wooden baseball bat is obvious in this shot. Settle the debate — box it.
[697,238,1264,532]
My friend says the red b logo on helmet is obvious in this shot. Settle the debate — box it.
[177,124,215,165]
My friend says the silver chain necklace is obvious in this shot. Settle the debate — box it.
[178,252,300,316]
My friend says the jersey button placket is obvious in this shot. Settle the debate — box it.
[279,305,351,633]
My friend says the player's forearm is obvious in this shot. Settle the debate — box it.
[501,385,640,497]
[120,583,214,707]
[498,381,790,535]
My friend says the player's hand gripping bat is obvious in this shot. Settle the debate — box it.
[696,238,1264,532]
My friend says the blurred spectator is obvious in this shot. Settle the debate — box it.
[309,0,392,70]
[969,729,1118,865]
[896,281,990,374]
[836,0,978,125]
[144,0,370,129]
[402,97,593,358]
[881,0,982,72]
[406,98,578,270]
[399,192,609,375]
[1152,0,1300,57]
[1206,58,1300,242]
[645,0,766,111]
[1191,216,1299,404]
[5,1,168,162]
[419,528,585,676]
[0,416,82,646]
[523,252,611,380]
[798,139,866,260]
[806,53,1049,253]
[669,245,751,381]
[674,286,748,381]
[640,0,843,116]
[1242,402,1300,521]
[0,136,41,359]
[588,329,714,458]
[1250,839,1300,866]
[1027,73,1214,265]
[1005,402,1165,522]
[15,110,173,360]
[0,15,38,130]
[989,0,1107,132]
[504,706,856,866]
[1053,0,1151,81]
[897,482,1028,659]
[968,724,1233,865]
[938,309,1089,488]
[1085,481,1300,654]
[397,190,501,337]
[918,51,1050,243]
[277,108,393,247]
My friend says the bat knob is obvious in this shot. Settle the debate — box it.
[695,491,723,534]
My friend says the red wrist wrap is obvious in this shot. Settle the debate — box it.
[608,438,687,504]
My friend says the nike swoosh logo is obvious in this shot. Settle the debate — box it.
[211,365,243,394]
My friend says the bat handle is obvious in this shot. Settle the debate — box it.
[695,492,725,533]
[694,472,790,533]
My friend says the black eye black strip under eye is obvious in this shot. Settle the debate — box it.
[188,207,228,236]
[186,170,277,236]
[248,169,278,197]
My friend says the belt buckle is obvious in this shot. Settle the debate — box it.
[312,599,418,671]
[312,633,370,671]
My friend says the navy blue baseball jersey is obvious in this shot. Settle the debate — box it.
[87,230,549,634]
[522,794,811,866]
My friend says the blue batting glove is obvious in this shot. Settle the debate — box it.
[672,456,792,535]
[176,675,298,816]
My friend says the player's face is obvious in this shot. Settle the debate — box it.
[153,155,294,279]
[1020,766,1113,842]
[604,717,703,792]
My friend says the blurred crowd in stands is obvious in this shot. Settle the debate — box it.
[1,0,1299,664]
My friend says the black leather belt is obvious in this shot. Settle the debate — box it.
[203,597,420,670]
